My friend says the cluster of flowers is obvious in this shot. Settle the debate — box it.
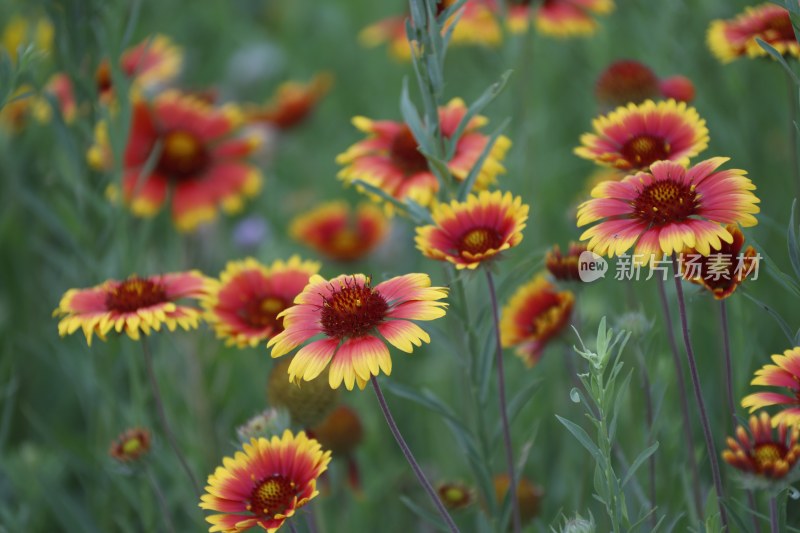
[41,0,800,530]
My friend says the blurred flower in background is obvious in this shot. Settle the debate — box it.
[246,72,332,130]
[1,13,52,63]
[530,0,614,38]
[594,59,695,111]
[492,473,543,526]
[54,271,211,344]
[437,481,475,510]
[232,215,272,251]
[90,91,263,232]
[500,273,574,366]
[416,190,528,270]
[722,412,800,482]
[545,242,587,282]
[199,431,331,533]
[267,357,340,427]
[109,428,152,463]
[308,405,364,493]
[236,408,291,442]
[708,3,799,64]
[337,98,510,210]
[203,256,320,348]
[289,201,389,262]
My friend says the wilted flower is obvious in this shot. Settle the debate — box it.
[109,428,152,463]
[722,412,800,483]
[236,408,290,442]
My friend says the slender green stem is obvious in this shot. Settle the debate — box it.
[370,376,460,532]
[769,495,779,533]
[140,337,201,496]
[485,270,522,533]
[146,464,176,533]
[719,300,736,427]
[656,276,703,518]
[289,521,298,533]
[670,257,728,530]
[786,72,800,199]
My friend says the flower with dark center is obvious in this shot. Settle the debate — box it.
[290,201,389,262]
[55,271,210,344]
[200,430,330,533]
[268,273,447,390]
[545,242,587,282]
[577,158,759,265]
[722,412,800,482]
[575,99,708,171]
[500,274,574,366]
[742,347,800,428]
[708,3,800,64]
[88,91,263,232]
[416,190,529,270]
[109,428,152,463]
[530,0,614,38]
[337,99,510,211]
[203,257,320,348]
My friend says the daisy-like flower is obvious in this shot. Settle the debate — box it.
[577,158,760,265]
[360,1,501,61]
[533,0,614,38]
[594,60,695,110]
[722,412,800,481]
[289,201,389,262]
[109,428,152,463]
[200,430,331,533]
[203,257,321,348]
[54,271,210,345]
[94,34,182,101]
[337,98,510,209]
[34,73,78,124]
[742,347,800,427]
[708,4,799,64]
[679,224,759,299]
[268,273,448,390]
[88,91,263,232]
[415,190,528,270]
[500,274,574,366]
[246,73,332,130]
[545,243,587,282]
[493,474,544,525]
[575,99,709,171]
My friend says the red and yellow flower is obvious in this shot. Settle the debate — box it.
[679,224,759,299]
[34,73,78,124]
[200,430,331,533]
[575,99,708,171]
[89,91,263,232]
[722,412,800,481]
[95,34,182,101]
[577,158,760,264]
[360,1,501,61]
[529,0,614,38]
[204,257,321,348]
[268,273,448,390]
[289,201,389,262]
[708,4,799,64]
[545,243,587,282]
[493,474,543,525]
[246,73,332,130]
[742,347,800,427]
[54,271,211,345]
[337,98,510,209]
[109,428,152,463]
[415,190,528,270]
[500,274,574,366]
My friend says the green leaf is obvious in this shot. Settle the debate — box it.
[608,369,633,441]
[456,118,510,201]
[400,77,432,155]
[349,179,413,218]
[621,441,659,488]
[447,70,512,160]
[756,38,800,84]
[555,415,602,463]
[399,495,448,531]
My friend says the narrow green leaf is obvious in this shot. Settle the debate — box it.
[400,77,432,154]
[349,179,414,219]
[756,38,800,84]
[399,496,448,531]
[456,117,510,201]
[609,369,633,441]
[741,290,796,343]
[447,71,512,160]
[621,441,659,487]
[555,415,602,462]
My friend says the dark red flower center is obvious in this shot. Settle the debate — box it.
[249,474,298,517]
[765,12,795,41]
[95,61,113,96]
[596,61,660,107]
[390,126,430,175]
[458,227,504,256]
[752,443,787,471]
[238,296,286,332]
[106,278,168,313]
[157,130,210,179]
[320,278,388,339]
[620,134,671,169]
[632,180,698,226]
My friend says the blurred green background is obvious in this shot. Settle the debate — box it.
[1,0,799,531]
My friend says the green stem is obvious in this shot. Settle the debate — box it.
[485,270,522,533]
